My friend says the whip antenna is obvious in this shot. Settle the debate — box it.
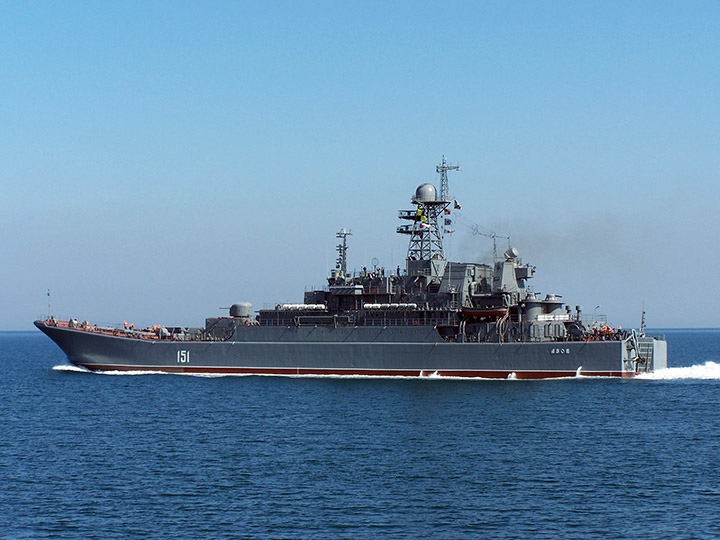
[47,289,54,318]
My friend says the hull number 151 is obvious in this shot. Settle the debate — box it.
[177,350,190,363]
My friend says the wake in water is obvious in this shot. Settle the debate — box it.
[52,364,90,373]
[637,361,720,380]
[53,365,171,376]
[49,365,589,381]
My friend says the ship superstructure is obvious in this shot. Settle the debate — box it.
[35,157,667,378]
[228,158,570,346]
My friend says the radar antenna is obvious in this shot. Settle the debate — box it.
[335,228,352,277]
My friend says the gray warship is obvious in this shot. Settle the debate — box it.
[36,158,667,378]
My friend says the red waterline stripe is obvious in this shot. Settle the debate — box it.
[78,364,635,379]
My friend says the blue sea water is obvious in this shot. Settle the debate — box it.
[2,330,720,539]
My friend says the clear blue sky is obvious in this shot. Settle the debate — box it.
[2,1,718,330]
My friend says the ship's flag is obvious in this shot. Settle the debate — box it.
[444,208,451,215]
[444,218,452,226]
[418,222,430,229]
[445,229,455,234]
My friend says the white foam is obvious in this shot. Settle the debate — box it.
[97,369,171,376]
[52,364,90,373]
[636,361,720,380]
[98,370,258,378]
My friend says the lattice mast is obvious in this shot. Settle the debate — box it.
[397,157,460,262]
[335,228,352,277]
[437,154,460,203]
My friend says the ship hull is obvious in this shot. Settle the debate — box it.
[35,321,638,379]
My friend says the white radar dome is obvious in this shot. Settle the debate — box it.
[415,183,437,202]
